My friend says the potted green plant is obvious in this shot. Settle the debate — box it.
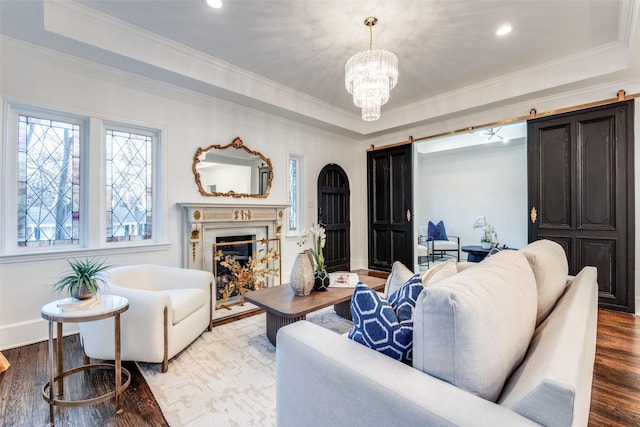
[53,258,111,300]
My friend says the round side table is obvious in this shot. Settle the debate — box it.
[461,245,491,262]
[41,295,130,426]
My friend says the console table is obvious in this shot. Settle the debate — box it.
[41,295,130,425]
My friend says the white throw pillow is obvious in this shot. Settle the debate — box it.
[412,250,538,402]
[420,259,457,287]
[384,261,414,297]
[519,239,569,325]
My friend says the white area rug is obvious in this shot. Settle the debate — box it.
[138,307,353,426]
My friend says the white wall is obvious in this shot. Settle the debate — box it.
[415,137,528,255]
[0,39,367,349]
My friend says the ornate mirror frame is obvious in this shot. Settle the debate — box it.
[192,137,273,198]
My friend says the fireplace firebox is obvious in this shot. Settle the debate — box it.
[212,236,281,310]
[215,234,255,301]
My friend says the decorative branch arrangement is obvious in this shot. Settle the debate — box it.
[213,238,280,310]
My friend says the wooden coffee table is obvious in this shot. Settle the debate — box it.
[245,274,385,345]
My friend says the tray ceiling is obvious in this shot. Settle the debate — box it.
[1,0,638,138]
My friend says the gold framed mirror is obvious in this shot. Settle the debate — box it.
[192,137,273,198]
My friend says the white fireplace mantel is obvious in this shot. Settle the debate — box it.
[178,203,288,271]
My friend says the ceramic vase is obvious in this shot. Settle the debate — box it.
[71,282,96,300]
[290,251,314,296]
[313,271,330,291]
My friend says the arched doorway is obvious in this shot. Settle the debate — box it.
[317,164,350,272]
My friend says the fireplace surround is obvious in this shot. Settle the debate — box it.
[178,203,287,313]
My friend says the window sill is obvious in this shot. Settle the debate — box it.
[0,242,172,264]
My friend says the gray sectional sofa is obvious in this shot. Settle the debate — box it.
[276,240,598,426]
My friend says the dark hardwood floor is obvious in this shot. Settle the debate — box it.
[589,309,640,426]
[0,334,167,427]
[0,310,638,426]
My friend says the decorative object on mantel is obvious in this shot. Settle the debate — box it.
[472,216,497,249]
[297,223,330,291]
[214,238,280,309]
[290,251,314,296]
[345,16,398,121]
[53,258,111,300]
[192,137,273,198]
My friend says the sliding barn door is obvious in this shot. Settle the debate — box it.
[528,100,635,312]
[367,144,413,272]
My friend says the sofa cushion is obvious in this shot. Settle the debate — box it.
[348,275,423,363]
[427,220,448,241]
[384,261,415,297]
[432,239,458,250]
[519,239,569,325]
[420,258,457,286]
[498,266,598,427]
[165,288,206,324]
[412,250,537,402]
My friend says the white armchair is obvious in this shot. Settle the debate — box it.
[78,264,214,372]
[418,225,460,262]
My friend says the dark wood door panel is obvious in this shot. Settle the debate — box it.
[391,229,412,268]
[318,164,350,272]
[371,156,390,224]
[391,153,409,224]
[578,238,616,299]
[528,100,634,313]
[370,228,391,270]
[578,116,616,230]
[539,124,572,228]
[368,144,413,272]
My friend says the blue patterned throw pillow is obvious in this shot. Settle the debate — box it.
[427,220,448,241]
[348,274,424,363]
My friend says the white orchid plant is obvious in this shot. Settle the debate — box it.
[472,216,497,244]
[297,223,326,273]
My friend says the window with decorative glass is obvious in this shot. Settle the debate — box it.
[105,128,155,242]
[288,154,303,234]
[17,114,81,247]
[5,105,162,256]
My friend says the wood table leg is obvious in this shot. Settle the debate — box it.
[265,312,305,346]
[334,301,352,320]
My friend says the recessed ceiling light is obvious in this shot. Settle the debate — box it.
[204,0,222,8]
[496,24,512,36]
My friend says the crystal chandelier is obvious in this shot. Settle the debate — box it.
[345,17,398,121]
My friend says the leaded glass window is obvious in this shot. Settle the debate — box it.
[106,129,153,242]
[17,114,80,247]
[288,158,298,231]
[288,154,303,234]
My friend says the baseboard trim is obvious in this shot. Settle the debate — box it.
[0,318,78,351]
